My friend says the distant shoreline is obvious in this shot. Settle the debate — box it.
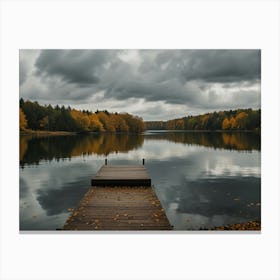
[20,129,261,137]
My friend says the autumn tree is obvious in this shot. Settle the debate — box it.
[222,118,231,130]
[20,108,28,130]
[89,113,104,132]
[111,114,129,132]
[229,117,236,129]
[235,112,249,129]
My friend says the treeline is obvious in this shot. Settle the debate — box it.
[19,99,145,133]
[145,109,261,131]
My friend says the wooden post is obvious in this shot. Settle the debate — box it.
[142,158,145,165]
[105,158,108,165]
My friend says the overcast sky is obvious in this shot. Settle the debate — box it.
[19,49,261,121]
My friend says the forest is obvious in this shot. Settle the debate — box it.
[20,99,260,133]
[20,99,145,133]
[145,108,261,131]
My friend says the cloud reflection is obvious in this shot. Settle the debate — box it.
[20,132,261,230]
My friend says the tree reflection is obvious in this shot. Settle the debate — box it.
[20,131,260,167]
[20,134,144,167]
[145,131,260,151]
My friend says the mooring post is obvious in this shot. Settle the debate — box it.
[105,158,108,165]
[142,158,145,165]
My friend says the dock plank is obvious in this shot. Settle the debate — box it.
[63,186,172,230]
[91,165,151,186]
[63,165,172,230]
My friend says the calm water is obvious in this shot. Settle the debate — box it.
[20,131,261,230]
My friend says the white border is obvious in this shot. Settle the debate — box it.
[1,1,280,280]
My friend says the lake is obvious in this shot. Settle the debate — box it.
[20,131,261,230]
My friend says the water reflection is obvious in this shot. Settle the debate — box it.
[144,146,260,229]
[145,131,260,151]
[20,134,144,167]
[20,131,260,167]
[37,179,89,216]
[20,158,103,230]
[165,177,260,229]
[19,131,261,230]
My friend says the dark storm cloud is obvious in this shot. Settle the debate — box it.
[157,50,261,83]
[105,79,194,104]
[20,49,261,119]
[35,50,117,85]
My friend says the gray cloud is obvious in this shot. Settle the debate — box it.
[20,49,261,120]
[180,50,260,83]
[19,50,39,85]
[35,50,111,85]
[19,59,27,85]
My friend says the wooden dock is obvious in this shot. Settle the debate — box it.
[63,165,172,230]
[91,165,151,186]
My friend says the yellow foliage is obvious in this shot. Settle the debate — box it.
[89,114,104,132]
[166,120,176,130]
[70,109,91,131]
[69,109,145,133]
[229,117,236,129]
[97,112,115,132]
[20,108,27,130]
[235,112,248,129]
[222,118,231,130]
[176,119,184,130]
[200,115,209,127]
[19,136,29,161]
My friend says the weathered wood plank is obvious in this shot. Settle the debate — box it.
[63,186,172,230]
[63,165,172,230]
[91,165,151,186]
